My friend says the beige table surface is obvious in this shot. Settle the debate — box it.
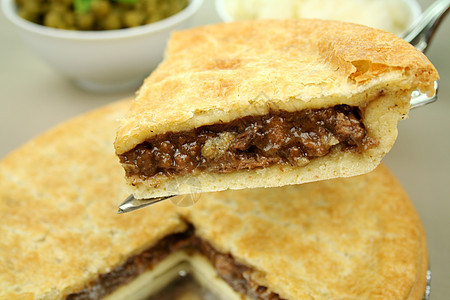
[1,0,449,298]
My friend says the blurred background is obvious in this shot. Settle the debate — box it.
[1,0,448,298]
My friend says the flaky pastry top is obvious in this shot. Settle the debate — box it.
[115,19,438,154]
[176,165,427,299]
[0,100,187,299]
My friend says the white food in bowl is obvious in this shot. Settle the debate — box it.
[1,0,204,93]
[216,0,421,36]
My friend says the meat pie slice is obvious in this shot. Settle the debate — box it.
[114,19,439,199]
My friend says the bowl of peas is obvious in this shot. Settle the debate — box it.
[2,0,203,92]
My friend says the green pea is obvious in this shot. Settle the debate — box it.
[91,0,111,18]
[122,10,145,28]
[18,8,39,23]
[75,12,95,30]
[44,10,64,28]
[64,11,75,27]
[100,11,122,30]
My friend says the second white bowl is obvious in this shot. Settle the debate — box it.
[215,0,422,37]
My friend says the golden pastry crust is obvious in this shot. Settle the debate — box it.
[0,100,427,299]
[114,19,438,199]
[0,100,187,299]
[176,165,428,300]
[115,19,438,154]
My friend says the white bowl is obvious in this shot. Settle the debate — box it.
[2,0,203,92]
[215,0,422,37]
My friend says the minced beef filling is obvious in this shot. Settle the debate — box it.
[120,105,376,179]
[66,228,283,300]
